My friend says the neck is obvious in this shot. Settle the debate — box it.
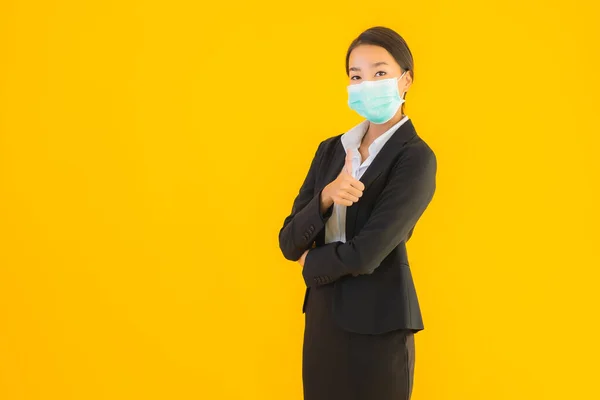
[365,111,405,142]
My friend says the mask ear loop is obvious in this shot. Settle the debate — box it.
[397,70,408,99]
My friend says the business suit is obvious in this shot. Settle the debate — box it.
[279,117,436,399]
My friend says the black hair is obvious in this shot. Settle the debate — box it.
[345,26,414,115]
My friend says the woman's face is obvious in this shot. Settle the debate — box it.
[347,44,411,96]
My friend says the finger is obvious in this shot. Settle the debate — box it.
[349,178,365,191]
[344,149,353,175]
[342,174,365,192]
[333,196,354,207]
[339,191,360,203]
[344,185,363,198]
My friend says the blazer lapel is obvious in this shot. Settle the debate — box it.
[319,142,345,195]
[315,119,417,241]
[345,119,417,240]
[316,134,388,196]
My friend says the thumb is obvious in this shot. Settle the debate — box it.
[344,149,354,176]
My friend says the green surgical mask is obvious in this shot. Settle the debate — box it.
[347,70,408,124]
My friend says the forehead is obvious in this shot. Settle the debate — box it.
[348,44,396,68]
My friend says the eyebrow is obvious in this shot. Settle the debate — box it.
[348,61,389,72]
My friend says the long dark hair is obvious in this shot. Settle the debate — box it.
[345,26,414,115]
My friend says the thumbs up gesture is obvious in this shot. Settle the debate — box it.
[322,149,365,208]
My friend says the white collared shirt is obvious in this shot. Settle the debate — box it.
[324,115,410,244]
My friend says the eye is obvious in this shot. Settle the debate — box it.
[375,71,387,77]
[350,75,361,80]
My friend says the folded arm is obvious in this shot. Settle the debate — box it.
[279,141,334,262]
[302,146,437,287]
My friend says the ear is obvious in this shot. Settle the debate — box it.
[402,71,413,95]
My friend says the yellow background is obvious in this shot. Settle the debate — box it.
[1,1,599,399]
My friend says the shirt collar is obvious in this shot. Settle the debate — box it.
[341,115,410,154]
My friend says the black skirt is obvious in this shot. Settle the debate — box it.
[302,282,415,400]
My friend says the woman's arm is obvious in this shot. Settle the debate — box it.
[302,144,437,287]
[278,140,334,262]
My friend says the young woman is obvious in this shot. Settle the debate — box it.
[278,26,437,400]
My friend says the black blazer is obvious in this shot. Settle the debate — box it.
[278,118,437,335]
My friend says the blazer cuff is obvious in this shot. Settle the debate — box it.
[302,241,351,287]
[292,188,333,254]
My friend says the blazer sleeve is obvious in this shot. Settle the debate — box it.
[302,145,437,287]
[278,140,334,262]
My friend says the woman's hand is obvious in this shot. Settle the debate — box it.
[322,149,365,207]
[300,150,364,270]
[297,249,309,267]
